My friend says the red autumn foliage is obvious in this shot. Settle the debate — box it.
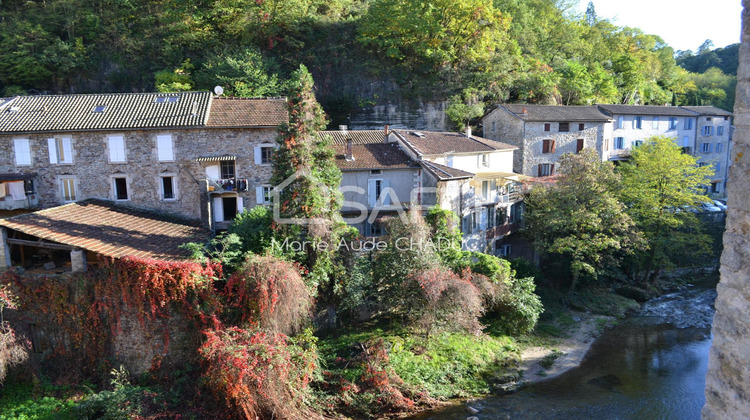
[224,255,312,335]
[411,267,484,335]
[198,326,319,420]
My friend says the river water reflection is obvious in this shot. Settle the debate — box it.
[411,287,716,420]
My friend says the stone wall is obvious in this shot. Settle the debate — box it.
[703,1,750,417]
[518,121,605,177]
[0,127,276,224]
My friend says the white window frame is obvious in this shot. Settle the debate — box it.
[702,126,713,136]
[614,137,624,150]
[48,137,73,164]
[539,163,553,177]
[256,184,273,204]
[156,134,174,161]
[478,153,490,168]
[159,174,178,201]
[108,135,127,163]
[669,117,678,130]
[59,177,78,203]
[701,143,711,153]
[13,138,31,166]
[254,143,276,165]
[111,176,130,201]
[633,116,642,129]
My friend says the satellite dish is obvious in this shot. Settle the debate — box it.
[214,86,224,96]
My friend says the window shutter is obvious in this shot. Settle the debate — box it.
[157,135,173,161]
[576,139,584,153]
[368,179,377,207]
[206,165,220,180]
[213,197,224,222]
[256,186,265,204]
[48,138,58,164]
[550,164,555,175]
[236,196,244,213]
[383,179,391,205]
[550,140,556,153]
[477,154,482,167]
[537,164,542,177]
[480,208,488,231]
[254,146,262,165]
[109,136,125,162]
[542,140,548,153]
[61,138,73,163]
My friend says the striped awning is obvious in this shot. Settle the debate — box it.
[196,155,237,162]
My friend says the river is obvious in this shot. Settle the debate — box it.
[411,286,718,420]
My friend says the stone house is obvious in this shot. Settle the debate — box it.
[680,106,733,195]
[0,92,287,229]
[481,104,613,177]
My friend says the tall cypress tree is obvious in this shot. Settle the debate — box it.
[271,65,344,290]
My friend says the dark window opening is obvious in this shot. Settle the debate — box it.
[261,147,274,164]
[162,177,174,199]
[223,196,237,221]
[576,139,584,153]
[559,122,570,132]
[114,177,128,200]
[544,123,551,132]
[220,161,235,180]
[578,123,585,131]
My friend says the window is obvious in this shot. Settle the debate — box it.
[578,123,585,131]
[491,121,496,132]
[652,117,659,129]
[370,170,382,175]
[558,122,570,132]
[488,206,495,228]
[13,139,31,165]
[711,182,719,194]
[698,162,708,167]
[48,137,73,164]
[108,136,126,163]
[717,126,724,136]
[537,163,554,177]
[716,143,723,153]
[155,96,180,103]
[669,117,678,129]
[633,140,643,147]
[706,117,712,121]
[701,143,711,153]
[544,123,551,132]
[617,116,624,129]
[685,118,693,130]
[509,201,523,222]
[471,211,478,232]
[157,134,173,161]
[633,116,642,129]
[716,162,721,172]
[255,144,275,165]
[614,137,624,149]
[220,161,235,180]
[113,177,128,200]
[542,139,556,153]
[365,221,383,237]
[576,139,584,153]
[161,176,176,200]
[478,153,490,167]
[368,179,390,207]
[702,126,713,135]
[92,105,106,113]
[498,244,512,257]
[60,178,76,202]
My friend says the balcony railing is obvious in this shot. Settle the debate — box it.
[207,178,249,193]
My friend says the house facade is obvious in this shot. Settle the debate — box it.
[681,106,733,195]
[482,105,613,177]
[0,92,287,228]
[483,103,733,197]
[391,129,528,256]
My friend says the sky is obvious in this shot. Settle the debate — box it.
[575,0,742,52]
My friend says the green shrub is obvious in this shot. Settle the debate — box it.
[228,205,275,255]
[492,277,544,335]
[469,253,512,283]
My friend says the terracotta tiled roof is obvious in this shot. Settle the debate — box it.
[0,199,212,261]
[0,92,212,133]
[206,97,287,127]
[321,130,389,144]
[499,104,611,122]
[421,161,474,180]
[597,104,696,117]
[395,130,516,156]
[679,106,733,117]
[334,143,419,170]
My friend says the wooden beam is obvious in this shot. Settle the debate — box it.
[5,238,75,251]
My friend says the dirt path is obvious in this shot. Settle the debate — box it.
[519,313,612,383]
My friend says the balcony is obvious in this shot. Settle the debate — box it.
[608,149,631,160]
[207,178,249,194]
[0,176,38,211]
[485,222,520,240]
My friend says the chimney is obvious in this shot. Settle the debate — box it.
[384,124,390,141]
[339,125,348,134]
[345,138,354,161]
[522,106,528,116]
[466,126,472,138]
